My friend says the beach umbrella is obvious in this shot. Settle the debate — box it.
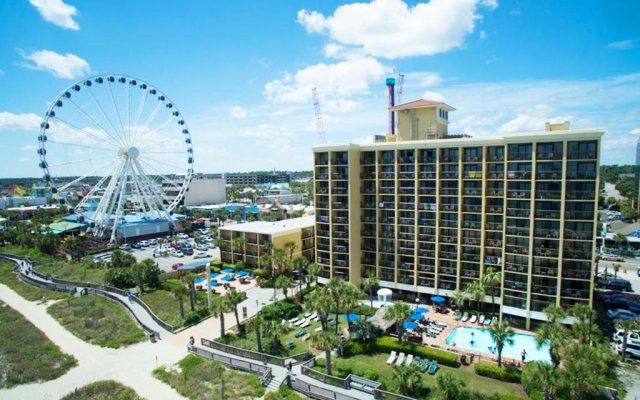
[431,296,446,303]
[343,313,359,321]
[236,271,249,277]
[403,321,418,330]
[410,313,424,321]
[220,274,233,282]
[414,307,429,313]
[221,268,234,274]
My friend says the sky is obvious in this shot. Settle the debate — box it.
[0,0,639,178]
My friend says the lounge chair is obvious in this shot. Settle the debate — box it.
[405,354,414,366]
[289,317,300,323]
[294,329,307,338]
[428,360,439,375]
[420,359,430,373]
[488,316,496,325]
[413,356,421,367]
[395,352,406,366]
[478,315,485,324]
[386,350,397,365]
[315,326,323,332]
[461,312,469,322]
[483,316,492,325]
[310,312,318,319]
[295,319,306,326]
[304,312,311,318]
[460,354,467,365]
[301,320,310,328]
[469,315,477,323]
[287,339,295,349]
[302,334,310,341]
[454,311,462,321]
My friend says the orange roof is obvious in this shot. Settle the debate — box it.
[391,99,455,111]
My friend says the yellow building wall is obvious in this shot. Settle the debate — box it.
[397,107,446,141]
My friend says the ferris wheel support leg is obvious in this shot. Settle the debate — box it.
[109,159,131,244]
[93,160,125,238]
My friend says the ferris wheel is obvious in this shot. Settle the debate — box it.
[37,74,194,243]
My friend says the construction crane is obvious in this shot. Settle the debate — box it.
[395,74,405,134]
[312,87,327,143]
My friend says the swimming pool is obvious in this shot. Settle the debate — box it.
[446,326,551,362]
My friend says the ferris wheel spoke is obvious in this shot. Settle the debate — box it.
[105,82,128,144]
[139,151,187,154]
[137,158,183,189]
[47,139,116,153]
[138,155,185,177]
[137,135,183,151]
[47,153,114,168]
[134,115,177,145]
[50,118,118,150]
[126,82,132,145]
[130,88,149,145]
[86,87,126,146]
[67,99,123,147]
[133,159,172,217]
[139,100,164,141]
[57,156,121,192]
[75,174,109,210]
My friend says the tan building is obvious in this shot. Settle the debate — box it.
[313,99,602,328]
[219,216,315,267]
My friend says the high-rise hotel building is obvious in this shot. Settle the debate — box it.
[313,99,602,328]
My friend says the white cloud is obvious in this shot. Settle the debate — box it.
[422,91,445,102]
[0,112,41,131]
[631,128,640,135]
[29,0,79,30]
[297,0,497,59]
[264,56,389,104]
[21,144,38,151]
[479,30,487,40]
[405,72,443,88]
[20,49,90,79]
[230,106,248,119]
[606,39,637,50]
[19,157,34,163]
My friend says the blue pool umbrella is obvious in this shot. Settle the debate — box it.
[194,277,205,283]
[410,313,424,321]
[403,321,418,330]
[221,268,234,273]
[431,296,446,303]
[210,273,219,278]
[414,307,429,313]
[343,313,359,321]
[236,271,249,277]
[220,274,233,282]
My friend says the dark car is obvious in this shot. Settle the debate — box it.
[598,278,633,292]
[181,247,194,256]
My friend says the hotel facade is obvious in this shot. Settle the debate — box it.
[313,99,602,328]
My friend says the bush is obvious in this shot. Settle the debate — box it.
[335,358,380,381]
[183,308,210,326]
[314,357,326,368]
[261,298,302,320]
[347,336,458,367]
[474,362,521,383]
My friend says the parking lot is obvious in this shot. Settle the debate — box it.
[597,258,640,294]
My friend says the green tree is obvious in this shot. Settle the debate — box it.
[184,273,198,311]
[570,303,599,345]
[561,342,609,400]
[613,233,628,248]
[172,284,189,319]
[310,332,340,376]
[231,236,246,265]
[391,364,422,396]
[109,249,136,269]
[210,295,232,338]
[275,275,294,299]
[284,241,298,263]
[521,361,560,400]
[481,267,501,312]
[246,314,264,353]
[451,289,468,311]
[384,302,411,343]
[536,322,569,368]
[432,372,466,400]
[543,305,567,324]
[37,232,60,255]
[616,319,640,362]
[361,273,379,309]
[465,280,485,316]
[292,255,309,301]
[350,319,377,343]
[263,319,290,352]
[342,284,363,332]
[326,277,346,333]
[307,262,323,289]
[305,287,333,330]
[225,288,247,333]
[487,320,515,367]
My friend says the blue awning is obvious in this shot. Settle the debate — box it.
[236,271,249,277]
[343,313,359,321]
[414,307,429,313]
[222,268,234,273]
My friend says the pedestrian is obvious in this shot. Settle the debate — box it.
[188,336,195,351]
[521,349,527,363]
[287,361,292,371]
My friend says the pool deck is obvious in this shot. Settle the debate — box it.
[407,304,535,366]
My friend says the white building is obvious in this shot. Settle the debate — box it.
[163,174,226,206]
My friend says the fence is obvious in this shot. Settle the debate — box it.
[201,337,311,367]
[131,295,175,332]
[290,376,361,400]
[190,345,273,386]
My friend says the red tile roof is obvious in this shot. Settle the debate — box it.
[391,99,454,111]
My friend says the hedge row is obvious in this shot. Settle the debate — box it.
[474,361,522,383]
[347,336,458,367]
[260,298,302,321]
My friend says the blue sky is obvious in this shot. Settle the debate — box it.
[0,0,639,178]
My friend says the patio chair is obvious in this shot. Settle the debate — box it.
[469,315,477,323]
[454,311,462,321]
[420,358,430,373]
[483,316,492,326]
[461,312,469,322]
[395,352,406,366]
[315,326,323,332]
[386,350,397,365]
[288,317,300,323]
[302,334,310,341]
[413,356,421,367]
[301,320,310,328]
[428,360,439,375]
[287,339,295,349]
[405,354,414,366]
[478,315,485,324]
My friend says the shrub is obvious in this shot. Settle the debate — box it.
[261,298,302,320]
[314,357,326,368]
[351,336,458,367]
[474,362,521,383]
[253,268,266,279]
[183,308,210,326]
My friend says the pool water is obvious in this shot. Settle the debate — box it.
[446,326,551,362]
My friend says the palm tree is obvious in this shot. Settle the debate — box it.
[214,237,225,251]
[306,287,333,330]
[543,305,566,324]
[432,372,466,400]
[259,253,272,278]
[246,314,264,353]
[487,320,515,367]
[361,273,379,309]
[613,232,628,249]
[210,295,232,338]
[307,262,323,289]
[225,289,247,333]
[384,302,411,343]
[172,284,189,319]
[275,275,294,299]
[482,267,501,312]
[350,319,377,343]
[284,241,298,263]
[231,236,246,265]
[465,280,485,316]
[391,364,422,396]
[570,303,598,345]
[310,332,340,376]
[184,272,198,311]
[342,284,363,332]
[451,289,468,311]
[616,319,640,362]
[521,361,559,400]
[219,209,229,225]
[536,322,569,368]
[292,255,309,301]
[263,319,290,351]
[562,342,609,400]
[327,277,346,332]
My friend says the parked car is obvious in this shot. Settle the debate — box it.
[193,251,211,259]
[170,250,184,258]
[198,229,209,235]
[171,242,183,250]
[172,262,184,270]
[181,247,194,256]
[597,278,632,292]
[607,309,638,320]
[177,233,189,239]
[196,245,209,251]
[119,244,132,251]
[153,249,168,258]
[602,254,625,262]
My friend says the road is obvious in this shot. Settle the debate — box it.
[597,258,640,293]
[603,182,626,202]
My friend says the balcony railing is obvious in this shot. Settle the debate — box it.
[398,172,415,179]
[440,220,458,228]
[536,190,562,200]
[534,229,560,239]
[462,221,481,229]
[440,205,458,212]
[564,230,592,240]
[420,172,437,179]
[440,189,459,196]
[463,189,482,196]
[399,202,415,210]
[486,223,503,231]
[565,211,594,220]
[463,205,482,213]
[507,208,531,218]
[508,151,532,161]
[536,171,561,180]
[331,173,347,180]
[506,245,529,255]
[534,267,558,277]
[441,172,459,179]
[507,190,530,199]
[485,239,502,247]
[566,173,597,180]
[561,269,590,280]
[487,172,505,180]
[488,155,505,162]
[567,152,596,160]
[316,174,328,180]
[487,189,505,197]
[486,206,504,213]
[506,227,529,236]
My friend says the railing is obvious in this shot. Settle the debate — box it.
[131,295,175,332]
[291,376,361,400]
[201,338,311,367]
[191,345,273,386]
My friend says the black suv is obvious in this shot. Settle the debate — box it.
[597,278,633,292]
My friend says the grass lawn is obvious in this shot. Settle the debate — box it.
[139,288,184,328]
[153,354,265,400]
[0,260,69,301]
[0,300,77,388]
[35,260,106,285]
[60,380,145,400]
[0,245,54,262]
[316,353,527,399]
[48,296,146,348]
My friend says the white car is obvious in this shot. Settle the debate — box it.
[196,245,209,251]
[193,251,211,259]
[170,250,184,258]
[177,233,189,239]
[198,228,209,235]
